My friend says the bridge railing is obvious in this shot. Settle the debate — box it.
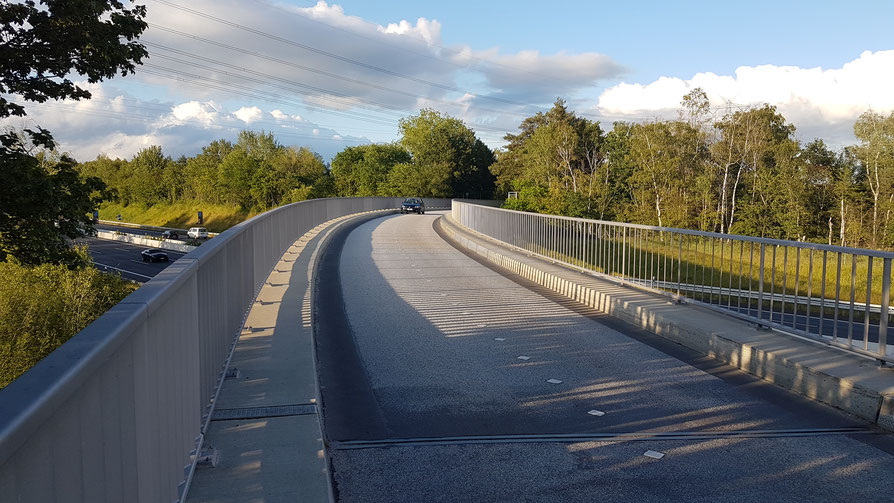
[453,201,894,364]
[0,197,436,502]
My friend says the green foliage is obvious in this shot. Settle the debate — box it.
[0,0,148,122]
[492,98,608,219]
[0,136,108,266]
[82,130,336,216]
[496,93,892,249]
[0,257,138,388]
[853,111,894,246]
[330,143,411,196]
[0,0,147,266]
[398,109,495,198]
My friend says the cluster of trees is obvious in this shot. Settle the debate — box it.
[496,95,894,248]
[78,131,334,212]
[332,109,495,199]
[79,109,497,215]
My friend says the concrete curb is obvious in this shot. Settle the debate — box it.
[437,215,894,432]
[96,230,197,253]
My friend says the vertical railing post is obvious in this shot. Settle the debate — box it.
[677,235,683,296]
[818,251,828,337]
[757,243,766,324]
[864,258,873,351]
[879,258,891,363]
[622,227,627,279]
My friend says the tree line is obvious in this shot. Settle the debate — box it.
[495,93,894,249]
[76,109,497,218]
[71,97,894,252]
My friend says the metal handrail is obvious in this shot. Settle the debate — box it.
[453,201,893,363]
[475,204,894,260]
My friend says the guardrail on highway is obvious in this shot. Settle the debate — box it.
[0,197,453,502]
[452,201,894,364]
[95,230,197,253]
[97,219,221,237]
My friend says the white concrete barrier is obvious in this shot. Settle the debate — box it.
[96,230,197,253]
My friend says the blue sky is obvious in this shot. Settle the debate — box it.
[4,0,893,162]
[326,0,894,82]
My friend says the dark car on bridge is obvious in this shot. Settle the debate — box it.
[400,197,425,214]
[141,249,170,263]
[162,230,179,239]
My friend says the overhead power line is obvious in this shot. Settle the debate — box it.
[248,0,611,92]
[142,32,534,120]
[147,0,541,111]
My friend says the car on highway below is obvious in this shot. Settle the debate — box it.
[162,230,179,239]
[400,197,425,214]
[187,227,209,239]
[141,249,169,263]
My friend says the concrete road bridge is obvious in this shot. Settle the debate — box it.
[2,198,894,502]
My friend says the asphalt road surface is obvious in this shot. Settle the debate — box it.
[80,236,186,283]
[315,211,894,502]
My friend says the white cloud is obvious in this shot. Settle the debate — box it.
[379,17,442,46]
[171,101,225,124]
[233,106,263,123]
[454,48,625,100]
[596,50,894,146]
[11,0,886,161]
[0,81,369,161]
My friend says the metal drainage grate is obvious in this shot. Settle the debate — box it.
[211,404,317,421]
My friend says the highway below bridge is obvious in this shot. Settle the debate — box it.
[309,211,894,502]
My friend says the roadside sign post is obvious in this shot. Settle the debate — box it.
[198,211,203,225]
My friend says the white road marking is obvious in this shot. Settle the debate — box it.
[644,450,665,459]
[517,356,531,361]
[94,262,153,280]
[494,338,506,341]
[546,379,563,384]
[587,410,606,416]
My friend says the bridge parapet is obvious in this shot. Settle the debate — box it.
[0,197,418,502]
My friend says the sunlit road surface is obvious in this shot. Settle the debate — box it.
[79,236,186,283]
[315,211,894,502]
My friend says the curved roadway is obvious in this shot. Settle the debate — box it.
[315,211,894,502]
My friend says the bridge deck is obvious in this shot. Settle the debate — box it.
[192,210,894,502]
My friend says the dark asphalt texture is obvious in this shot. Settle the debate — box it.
[314,212,894,502]
[79,236,186,283]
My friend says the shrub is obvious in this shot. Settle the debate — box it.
[0,260,137,388]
